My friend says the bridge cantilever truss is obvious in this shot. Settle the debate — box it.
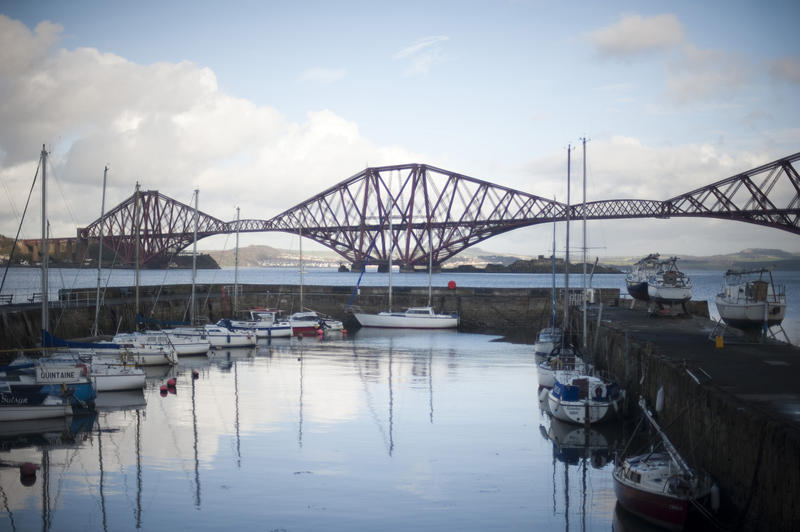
[78,152,799,268]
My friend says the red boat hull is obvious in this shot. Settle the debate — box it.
[613,474,689,531]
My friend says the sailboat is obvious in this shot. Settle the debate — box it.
[534,196,563,363]
[287,227,344,335]
[352,202,458,329]
[546,139,624,425]
[613,397,717,530]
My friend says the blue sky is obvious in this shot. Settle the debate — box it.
[1,1,798,259]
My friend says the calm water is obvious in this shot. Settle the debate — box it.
[0,332,650,531]
[3,266,800,343]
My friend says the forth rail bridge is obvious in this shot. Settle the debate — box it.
[20,151,800,270]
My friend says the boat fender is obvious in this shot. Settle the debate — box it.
[316,328,324,336]
[538,387,549,402]
[711,484,720,512]
[192,370,200,379]
[656,386,665,413]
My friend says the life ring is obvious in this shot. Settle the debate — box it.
[593,385,604,399]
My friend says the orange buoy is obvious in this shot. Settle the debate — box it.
[448,280,456,290]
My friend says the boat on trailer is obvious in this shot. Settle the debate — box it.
[647,257,692,304]
[626,253,661,301]
[715,269,786,332]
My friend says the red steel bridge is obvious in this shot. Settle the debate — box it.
[78,152,800,269]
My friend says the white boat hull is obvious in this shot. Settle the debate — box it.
[547,393,621,424]
[353,312,458,329]
[0,395,73,421]
[647,284,691,303]
[716,297,786,329]
[91,369,146,392]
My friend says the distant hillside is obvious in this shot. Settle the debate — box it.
[605,249,800,271]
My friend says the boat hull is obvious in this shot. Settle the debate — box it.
[353,312,458,329]
[613,470,689,531]
[91,370,146,392]
[0,392,73,421]
[647,284,691,303]
[716,298,786,330]
[626,281,650,301]
[547,394,621,424]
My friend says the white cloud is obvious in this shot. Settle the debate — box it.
[766,56,800,84]
[666,45,750,104]
[298,67,346,84]
[0,14,421,244]
[393,35,450,76]
[589,14,683,57]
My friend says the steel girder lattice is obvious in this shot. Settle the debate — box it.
[259,164,563,268]
[576,152,800,231]
[79,153,799,268]
[80,190,228,267]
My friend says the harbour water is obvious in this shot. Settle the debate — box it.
[2,265,800,343]
[0,331,646,531]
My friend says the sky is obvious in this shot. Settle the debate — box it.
[0,0,799,261]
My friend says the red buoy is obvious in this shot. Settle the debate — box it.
[448,280,456,290]
[160,385,168,394]
[167,378,176,387]
[192,370,199,379]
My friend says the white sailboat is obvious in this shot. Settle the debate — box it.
[353,201,458,329]
[715,268,786,332]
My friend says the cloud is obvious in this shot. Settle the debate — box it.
[298,67,346,84]
[666,45,750,104]
[589,14,683,57]
[393,35,450,76]
[0,14,421,243]
[766,55,800,84]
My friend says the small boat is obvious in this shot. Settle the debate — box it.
[2,360,97,407]
[0,385,73,422]
[288,310,344,335]
[647,257,692,303]
[167,324,256,348]
[39,352,146,392]
[715,269,786,332]
[353,306,458,329]
[533,327,563,363]
[613,398,717,530]
[219,309,292,338]
[537,346,592,389]
[547,370,623,425]
[625,254,661,301]
[114,331,210,356]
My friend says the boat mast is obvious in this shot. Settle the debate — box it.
[299,227,303,310]
[563,145,571,347]
[638,397,694,477]
[40,145,48,344]
[427,225,433,307]
[92,165,108,337]
[581,137,588,350]
[551,196,557,330]
[388,196,393,312]
[234,206,240,316]
[134,182,140,327]
[190,189,198,325]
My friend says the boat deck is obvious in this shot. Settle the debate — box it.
[597,303,800,427]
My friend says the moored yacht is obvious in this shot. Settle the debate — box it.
[547,370,623,425]
[353,306,458,329]
[220,309,292,338]
[715,269,786,331]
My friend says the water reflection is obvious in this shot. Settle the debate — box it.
[1,332,632,531]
